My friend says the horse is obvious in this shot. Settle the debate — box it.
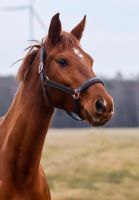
[0,13,114,200]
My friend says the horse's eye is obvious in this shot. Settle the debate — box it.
[56,58,68,66]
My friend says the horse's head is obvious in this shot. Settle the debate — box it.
[42,13,114,126]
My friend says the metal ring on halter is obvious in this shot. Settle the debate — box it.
[44,76,49,80]
[72,89,80,100]
[38,62,43,74]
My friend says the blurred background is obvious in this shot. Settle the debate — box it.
[0,0,139,127]
[0,1,139,200]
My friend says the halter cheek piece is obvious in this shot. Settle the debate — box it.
[38,46,104,121]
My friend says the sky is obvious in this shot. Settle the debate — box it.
[0,0,139,79]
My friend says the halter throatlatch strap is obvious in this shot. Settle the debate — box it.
[38,46,104,122]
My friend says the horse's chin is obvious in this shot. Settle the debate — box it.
[81,110,111,127]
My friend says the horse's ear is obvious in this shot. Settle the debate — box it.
[48,13,62,45]
[71,15,86,41]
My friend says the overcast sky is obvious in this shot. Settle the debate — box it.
[0,0,139,78]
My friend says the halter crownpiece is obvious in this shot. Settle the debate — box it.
[39,46,104,121]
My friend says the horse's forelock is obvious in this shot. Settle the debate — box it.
[59,32,79,49]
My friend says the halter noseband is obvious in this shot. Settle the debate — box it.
[38,46,104,121]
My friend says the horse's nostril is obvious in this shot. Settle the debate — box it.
[95,99,106,114]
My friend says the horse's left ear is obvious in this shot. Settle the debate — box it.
[71,15,86,41]
[48,13,62,45]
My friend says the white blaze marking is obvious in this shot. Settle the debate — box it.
[73,48,84,59]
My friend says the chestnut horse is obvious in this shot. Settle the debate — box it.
[0,14,114,199]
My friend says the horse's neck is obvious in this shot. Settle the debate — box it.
[0,77,54,185]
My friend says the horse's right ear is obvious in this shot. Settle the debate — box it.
[48,13,62,45]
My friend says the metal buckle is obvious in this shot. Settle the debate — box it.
[38,62,43,74]
[72,89,80,99]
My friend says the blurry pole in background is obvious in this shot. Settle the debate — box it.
[0,0,46,40]
[30,0,34,39]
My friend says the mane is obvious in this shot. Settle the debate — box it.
[17,32,79,82]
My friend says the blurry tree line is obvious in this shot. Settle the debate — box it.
[0,75,139,128]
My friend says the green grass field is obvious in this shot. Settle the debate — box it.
[41,128,139,200]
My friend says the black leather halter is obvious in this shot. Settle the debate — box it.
[38,46,104,121]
